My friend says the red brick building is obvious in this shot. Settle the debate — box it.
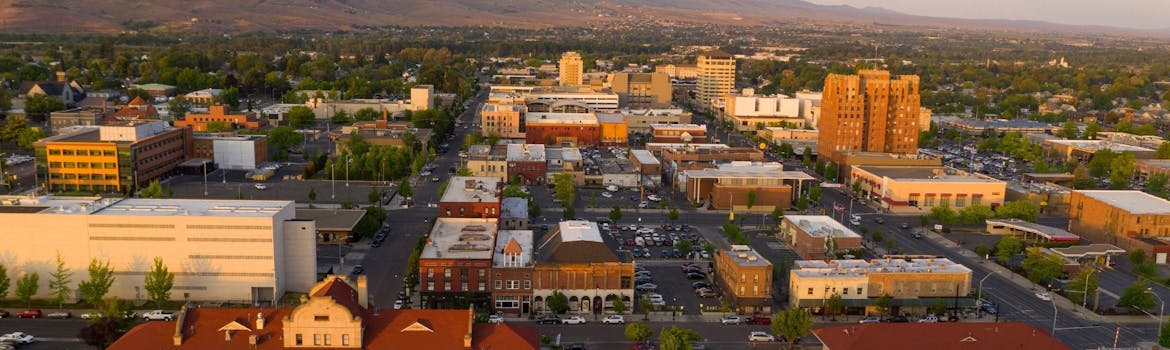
[492,230,535,315]
[439,176,504,218]
[176,105,269,131]
[507,144,548,185]
[524,113,600,146]
[419,218,499,309]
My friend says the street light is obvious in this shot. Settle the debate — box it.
[977,271,997,301]
[346,155,352,187]
[1148,288,1165,343]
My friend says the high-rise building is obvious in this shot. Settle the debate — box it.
[696,51,736,109]
[609,72,672,108]
[818,70,921,163]
[558,52,583,86]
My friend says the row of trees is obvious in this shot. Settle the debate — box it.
[927,200,1040,226]
[621,308,815,350]
[0,256,174,308]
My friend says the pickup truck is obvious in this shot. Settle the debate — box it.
[141,310,176,321]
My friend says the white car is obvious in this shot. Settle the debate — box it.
[638,201,648,208]
[254,183,268,190]
[487,314,504,324]
[601,192,614,198]
[1035,291,1053,301]
[393,300,404,310]
[561,316,587,325]
[636,283,658,291]
[637,228,655,234]
[720,315,742,325]
[0,333,33,344]
[80,312,103,320]
[602,315,625,324]
[859,316,881,324]
[748,331,775,342]
[647,195,662,202]
[918,315,939,323]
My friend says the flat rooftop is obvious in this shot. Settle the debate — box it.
[630,150,660,165]
[785,215,861,239]
[557,220,603,243]
[0,196,293,217]
[1076,190,1170,214]
[684,164,814,181]
[596,112,625,123]
[440,176,502,203]
[1046,139,1153,152]
[500,197,528,219]
[493,230,534,267]
[296,208,366,231]
[650,123,706,131]
[421,218,499,260]
[793,258,971,278]
[481,103,524,113]
[1138,159,1170,169]
[857,166,1003,183]
[525,113,599,125]
[725,245,771,267]
[986,218,1079,241]
[507,144,546,162]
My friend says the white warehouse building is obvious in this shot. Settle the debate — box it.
[0,195,316,305]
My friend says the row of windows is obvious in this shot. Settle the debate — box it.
[806,287,864,295]
[50,173,118,180]
[294,333,350,347]
[186,224,272,230]
[48,149,115,156]
[187,237,273,243]
[90,223,176,229]
[189,255,274,260]
[90,236,176,241]
[426,281,487,292]
[48,162,117,169]
[494,279,532,290]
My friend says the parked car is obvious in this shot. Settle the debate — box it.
[697,289,718,298]
[487,314,505,324]
[538,315,561,324]
[393,300,404,310]
[601,192,613,198]
[918,315,940,323]
[720,315,742,325]
[1035,291,1053,301]
[80,312,103,320]
[748,331,776,342]
[636,283,658,291]
[691,281,711,289]
[15,310,41,319]
[0,310,8,318]
[745,316,772,325]
[351,265,364,275]
[142,310,176,321]
[46,311,71,319]
[874,217,885,224]
[859,316,882,324]
[253,183,267,190]
[686,272,707,279]
[900,222,910,229]
[913,233,923,239]
[885,315,910,323]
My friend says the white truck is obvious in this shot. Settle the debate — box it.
[141,310,176,321]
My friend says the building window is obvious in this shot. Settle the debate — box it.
[939,197,950,207]
[444,268,452,278]
[478,282,485,291]
[955,197,966,208]
[807,288,813,295]
[323,334,331,346]
[342,334,350,346]
[314,315,329,321]
[972,196,982,205]
[461,282,469,291]
[479,269,486,278]
[295,334,303,345]
[843,288,849,295]
[427,282,434,291]
[524,280,531,289]
[313,334,320,346]
[495,280,503,290]
[507,280,520,289]
[856,288,862,295]
[428,268,434,279]
[496,296,520,309]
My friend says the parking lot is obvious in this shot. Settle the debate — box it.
[633,263,717,316]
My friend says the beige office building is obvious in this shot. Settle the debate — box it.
[696,51,736,108]
[610,72,672,108]
[789,258,973,315]
[480,103,526,139]
[0,195,316,304]
[559,52,584,87]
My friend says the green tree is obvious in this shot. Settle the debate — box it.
[204,120,231,133]
[611,206,625,223]
[825,293,845,320]
[1147,174,1170,198]
[974,245,990,258]
[874,294,893,317]
[995,235,1023,263]
[612,295,628,314]
[929,298,948,315]
[0,114,30,143]
[1161,318,1170,347]
[398,178,413,197]
[15,272,39,307]
[1021,247,1064,284]
[1088,149,1116,179]
[353,107,380,121]
[995,200,1039,222]
[1057,121,1079,139]
[267,126,304,153]
[668,207,679,223]
[167,96,192,121]
[330,110,352,125]
[825,162,839,182]
[746,189,757,210]
[677,240,692,255]
[0,264,8,299]
[958,204,994,225]
[772,308,814,349]
[625,322,653,343]
[770,206,784,224]
[796,197,809,211]
[1110,152,1137,189]
[140,179,168,198]
[1072,164,1095,189]
[1083,122,1101,140]
[24,94,66,116]
[658,326,701,350]
[563,205,576,219]
[456,168,472,176]
[1155,143,1170,160]
[48,252,72,307]
[144,257,174,305]
[930,205,958,224]
[1065,269,1099,306]
[1117,279,1157,310]
[552,173,576,204]
[287,105,317,129]
[216,87,240,111]
[809,185,822,203]
[1130,249,1148,266]
[307,186,317,203]
[77,258,115,305]
[546,290,569,314]
[15,127,44,151]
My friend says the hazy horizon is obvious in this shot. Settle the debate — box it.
[805,0,1170,30]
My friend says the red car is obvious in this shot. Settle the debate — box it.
[625,239,635,246]
[745,316,772,325]
[16,309,42,318]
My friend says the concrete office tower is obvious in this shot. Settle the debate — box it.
[818,70,921,163]
[696,51,736,108]
[559,52,583,87]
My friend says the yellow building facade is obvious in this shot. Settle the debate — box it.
[41,141,121,192]
[850,165,1006,214]
[696,51,736,108]
[559,52,583,87]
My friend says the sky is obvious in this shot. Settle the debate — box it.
[804,0,1170,29]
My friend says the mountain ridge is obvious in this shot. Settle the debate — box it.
[0,0,1164,37]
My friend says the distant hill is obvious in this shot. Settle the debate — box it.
[0,0,1162,36]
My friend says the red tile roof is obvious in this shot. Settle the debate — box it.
[311,278,366,318]
[813,322,1070,350]
[108,307,289,350]
[472,323,541,350]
